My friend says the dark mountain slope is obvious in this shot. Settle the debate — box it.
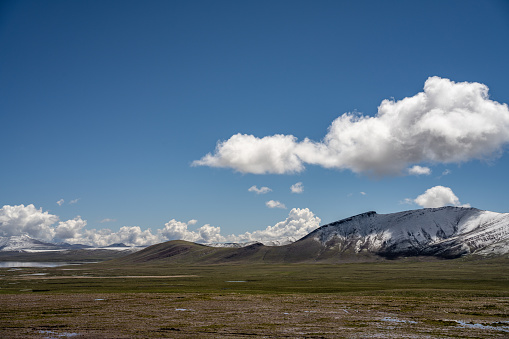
[111,207,509,265]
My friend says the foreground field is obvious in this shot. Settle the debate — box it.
[0,257,508,338]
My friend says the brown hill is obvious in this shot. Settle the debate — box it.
[111,237,382,265]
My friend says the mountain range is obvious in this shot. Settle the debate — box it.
[114,206,509,265]
[0,234,138,252]
[2,207,508,263]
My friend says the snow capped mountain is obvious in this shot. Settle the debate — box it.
[2,207,507,260]
[0,235,142,252]
[0,235,61,252]
[303,206,509,258]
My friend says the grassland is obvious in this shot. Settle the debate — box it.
[0,256,508,338]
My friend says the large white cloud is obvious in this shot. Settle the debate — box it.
[0,204,58,241]
[194,133,303,174]
[413,186,470,208]
[193,77,509,176]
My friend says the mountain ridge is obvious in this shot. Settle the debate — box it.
[112,206,509,265]
[303,206,508,258]
[0,235,141,253]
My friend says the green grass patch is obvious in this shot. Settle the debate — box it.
[0,257,507,297]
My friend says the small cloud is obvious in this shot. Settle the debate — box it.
[436,169,452,179]
[248,185,272,194]
[100,218,117,223]
[360,191,366,195]
[266,200,286,209]
[56,199,65,206]
[347,193,353,197]
[408,165,431,176]
[400,198,414,205]
[413,186,469,208]
[187,219,198,225]
[69,198,80,205]
[290,182,304,194]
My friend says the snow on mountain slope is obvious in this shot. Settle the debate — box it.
[0,235,61,252]
[0,235,143,252]
[303,207,509,258]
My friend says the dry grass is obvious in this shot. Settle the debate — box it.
[0,293,508,338]
[0,256,508,338]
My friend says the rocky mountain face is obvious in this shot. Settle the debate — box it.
[304,206,509,258]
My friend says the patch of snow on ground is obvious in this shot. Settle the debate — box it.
[455,320,509,333]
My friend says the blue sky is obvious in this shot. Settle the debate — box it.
[1,0,509,245]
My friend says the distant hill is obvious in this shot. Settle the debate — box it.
[0,235,143,262]
[114,206,509,265]
[0,235,61,252]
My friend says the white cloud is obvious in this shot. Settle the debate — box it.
[104,226,160,246]
[266,200,286,209]
[54,216,87,241]
[248,185,272,194]
[413,186,470,208]
[290,182,304,193]
[187,219,198,225]
[401,198,414,205]
[0,204,59,242]
[193,77,509,176]
[158,219,225,244]
[408,165,431,176]
[442,169,451,176]
[226,208,321,244]
[68,226,161,247]
[360,191,366,195]
[159,219,200,242]
[69,199,80,205]
[100,218,117,223]
[193,134,303,174]
[56,199,64,206]
[196,224,224,243]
